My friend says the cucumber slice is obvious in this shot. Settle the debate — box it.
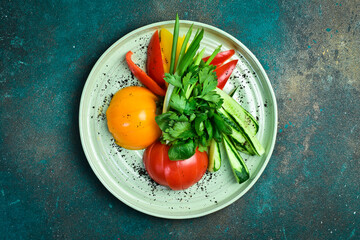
[223,135,249,183]
[215,88,265,156]
[242,108,259,135]
[228,86,259,135]
[208,139,221,172]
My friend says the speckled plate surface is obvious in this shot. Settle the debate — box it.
[79,20,277,219]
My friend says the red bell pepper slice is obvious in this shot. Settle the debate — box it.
[125,51,166,96]
[202,49,235,68]
[214,59,238,90]
[147,30,166,88]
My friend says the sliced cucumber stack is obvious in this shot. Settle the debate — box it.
[217,108,255,156]
[215,88,264,156]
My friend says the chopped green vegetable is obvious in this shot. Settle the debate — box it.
[169,14,179,74]
[205,45,222,66]
[208,139,221,172]
[193,48,206,66]
[175,29,204,77]
[175,24,193,71]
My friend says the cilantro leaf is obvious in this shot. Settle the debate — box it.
[201,78,217,95]
[200,134,207,146]
[168,140,196,160]
[164,73,182,88]
[162,131,176,142]
[189,113,196,122]
[198,67,209,84]
[168,122,192,138]
[198,144,208,152]
[212,126,222,142]
[184,97,197,114]
[182,72,192,89]
[204,119,213,140]
[198,91,223,108]
[155,112,175,131]
[178,130,196,139]
[213,113,232,135]
[169,113,188,122]
[170,94,187,113]
[194,113,207,136]
[200,70,217,95]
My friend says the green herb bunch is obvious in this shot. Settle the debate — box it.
[155,14,233,160]
[156,63,233,160]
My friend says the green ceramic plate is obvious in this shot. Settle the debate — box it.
[79,20,277,219]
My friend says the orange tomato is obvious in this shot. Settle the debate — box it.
[106,86,161,150]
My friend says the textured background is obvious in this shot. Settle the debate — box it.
[1,0,359,239]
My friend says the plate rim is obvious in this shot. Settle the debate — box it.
[79,20,278,219]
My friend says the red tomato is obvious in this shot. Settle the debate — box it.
[143,141,208,190]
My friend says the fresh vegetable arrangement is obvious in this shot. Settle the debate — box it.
[106,15,264,190]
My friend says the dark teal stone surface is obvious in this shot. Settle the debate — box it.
[1,1,359,239]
